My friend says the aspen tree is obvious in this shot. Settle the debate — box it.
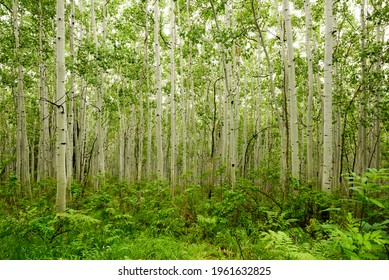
[74,0,87,183]
[117,71,125,180]
[271,0,288,186]
[91,0,105,189]
[154,0,164,179]
[67,0,75,190]
[56,0,67,212]
[146,99,153,178]
[283,0,299,180]
[233,4,241,187]
[142,1,152,179]
[373,15,381,170]
[304,0,314,181]
[322,0,333,191]
[332,13,341,188]
[132,10,145,183]
[226,1,236,188]
[312,31,323,185]
[177,0,187,184]
[12,0,31,197]
[251,0,286,186]
[37,0,50,182]
[187,0,197,183]
[357,0,367,175]
[242,67,248,176]
[209,1,226,184]
[129,102,136,180]
[254,0,262,171]
[169,0,177,191]
[138,69,144,182]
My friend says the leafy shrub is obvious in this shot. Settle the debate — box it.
[321,213,389,259]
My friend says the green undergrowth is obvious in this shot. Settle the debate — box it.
[0,169,388,259]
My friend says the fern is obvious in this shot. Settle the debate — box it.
[258,230,318,260]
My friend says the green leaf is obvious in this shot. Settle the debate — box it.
[368,198,384,208]
[350,186,364,196]
[320,207,341,212]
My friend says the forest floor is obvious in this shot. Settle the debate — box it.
[1,172,389,260]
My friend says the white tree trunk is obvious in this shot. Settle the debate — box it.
[225,1,237,188]
[154,0,164,179]
[304,0,314,181]
[271,0,288,186]
[322,0,333,191]
[143,2,153,179]
[357,0,367,175]
[91,0,105,190]
[67,0,75,193]
[283,0,300,180]
[74,0,87,183]
[178,0,186,184]
[255,0,262,170]
[170,0,177,191]
[13,0,31,197]
[56,0,67,212]
[373,20,381,169]
[37,0,50,182]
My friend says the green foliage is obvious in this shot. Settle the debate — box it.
[321,213,389,260]
[255,230,319,260]
[347,169,389,219]
[1,174,389,259]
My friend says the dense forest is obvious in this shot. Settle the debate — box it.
[0,0,388,259]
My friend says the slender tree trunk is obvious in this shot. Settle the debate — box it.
[225,1,236,188]
[74,0,86,183]
[129,103,136,180]
[56,0,67,212]
[13,0,31,197]
[143,2,153,179]
[357,0,367,175]
[138,79,144,182]
[255,1,262,171]
[136,14,145,183]
[177,0,186,185]
[117,72,125,180]
[332,16,341,188]
[242,67,248,177]
[304,0,314,181]
[373,17,381,170]
[154,0,164,179]
[37,0,50,182]
[312,31,323,186]
[169,0,177,192]
[283,0,299,180]
[67,0,75,200]
[91,0,105,190]
[322,0,333,191]
[271,0,288,187]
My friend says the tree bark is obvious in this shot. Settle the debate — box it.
[322,0,333,191]
[67,0,75,198]
[154,0,164,179]
[13,0,31,197]
[357,0,367,175]
[170,0,177,192]
[91,0,105,190]
[283,0,300,180]
[304,0,314,181]
[56,0,67,212]
[37,0,50,182]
